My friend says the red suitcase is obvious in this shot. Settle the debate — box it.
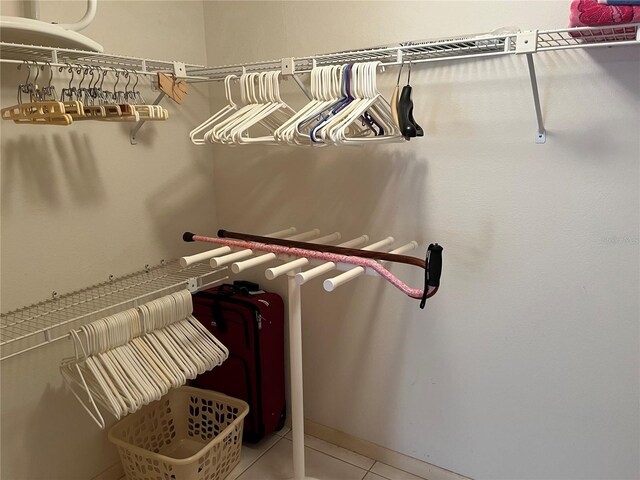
[191,284,286,443]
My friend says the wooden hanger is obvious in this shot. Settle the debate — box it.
[158,72,188,104]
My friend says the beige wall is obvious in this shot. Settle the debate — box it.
[1,2,639,479]
[202,2,640,479]
[1,2,214,479]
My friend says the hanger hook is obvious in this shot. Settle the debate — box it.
[32,61,40,85]
[77,65,88,89]
[112,68,120,94]
[61,63,75,90]
[132,69,139,93]
[44,61,53,89]
[98,66,106,90]
[124,70,131,95]
[396,58,404,86]
[18,60,32,85]
[87,66,96,89]
[407,60,412,85]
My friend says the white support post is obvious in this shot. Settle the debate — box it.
[515,30,546,144]
[287,271,319,480]
[526,54,546,144]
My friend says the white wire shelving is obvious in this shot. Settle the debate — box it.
[2,24,638,80]
[0,41,207,79]
[0,261,228,361]
[190,23,640,80]
[1,24,638,143]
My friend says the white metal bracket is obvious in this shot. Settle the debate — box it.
[292,74,313,100]
[186,277,198,293]
[130,62,185,145]
[282,57,314,100]
[515,30,538,54]
[172,61,187,79]
[129,91,166,145]
[281,57,295,75]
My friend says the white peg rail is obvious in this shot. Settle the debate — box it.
[0,261,227,361]
[295,236,395,285]
[324,240,419,292]
[182,227,425,480]
[232,232,340,274]
[266,235,369,280]
[181,227,296,267]
[209,229,320,268]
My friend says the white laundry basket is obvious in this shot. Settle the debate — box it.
[108,387,249,480]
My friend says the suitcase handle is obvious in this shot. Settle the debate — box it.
[219,283,253,297]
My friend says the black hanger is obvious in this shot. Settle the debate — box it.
[397,61,424,140]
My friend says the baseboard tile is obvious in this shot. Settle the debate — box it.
[91,462,124,480]
[303,419,472,480]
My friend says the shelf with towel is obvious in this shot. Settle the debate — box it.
[0,261,228,361]
[1,23,638,144]
[2,24,638,80]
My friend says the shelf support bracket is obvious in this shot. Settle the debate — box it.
[281,57,313,101]
[292,74,312,100]
[526,54,546,144]
[129,91,166,145]
[515,30,546,144]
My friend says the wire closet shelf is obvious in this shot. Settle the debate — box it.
[0,261,228,361]
[1,24,638,81]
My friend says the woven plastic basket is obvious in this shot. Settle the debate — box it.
[108,387,249,480]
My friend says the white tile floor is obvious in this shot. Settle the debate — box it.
[225,426,427,480]
[119,427,427,480]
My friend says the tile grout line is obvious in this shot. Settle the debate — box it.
[366,461,392,480]
[303,442,373,473]
[234,434,285,480]
[235,431,425,480]
[370,460,429,480]
[283,433,377,473]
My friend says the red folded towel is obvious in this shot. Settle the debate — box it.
[570,0,640,26]
[569,0,639,40]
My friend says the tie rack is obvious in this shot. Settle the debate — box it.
[182,227,442,480]
[183,229,442,307]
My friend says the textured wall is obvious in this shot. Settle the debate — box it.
[1,2,214,478]
[202,2,640,479]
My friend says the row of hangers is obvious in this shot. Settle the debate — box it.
[60,290,228,428]
[1,61,169,126]
[190,60,422,146]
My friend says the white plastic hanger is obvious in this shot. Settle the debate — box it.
[207,71,295,145]
[61,290,229,428]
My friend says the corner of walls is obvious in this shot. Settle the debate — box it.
[1,2,217,479]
